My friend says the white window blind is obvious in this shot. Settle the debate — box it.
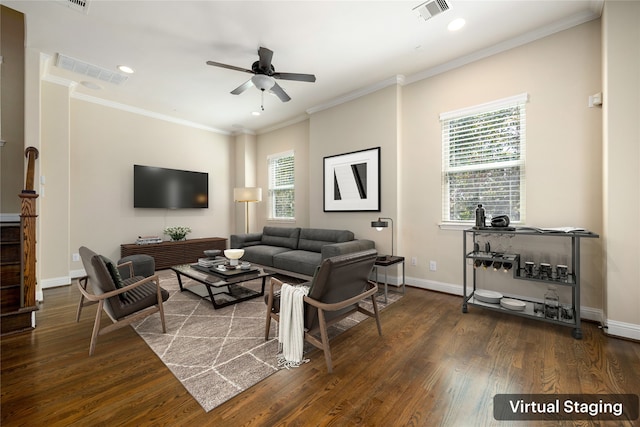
[441,93,527,223]
[268,150,295,220]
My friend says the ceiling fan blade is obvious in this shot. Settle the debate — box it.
[206,60,253,74]
[258,47,273,71]
[272,72,316,83]
[270,82,291,102]
[231,79,254,95]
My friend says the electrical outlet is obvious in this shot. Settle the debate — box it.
[411,256,418,266]
[429,260,437,271]
[72,253,80,262]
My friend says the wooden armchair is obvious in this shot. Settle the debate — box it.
[265,249,381,373]
[77,246,169,356]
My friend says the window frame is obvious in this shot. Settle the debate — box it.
[440,93,528,225]
[267,150,295,221]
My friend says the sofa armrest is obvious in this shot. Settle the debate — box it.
[230,232,263,249]
[321,239,376,260]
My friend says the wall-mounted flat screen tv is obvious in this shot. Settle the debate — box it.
[134,164,209,209]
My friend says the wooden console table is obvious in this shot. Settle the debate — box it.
[120,237,227,270]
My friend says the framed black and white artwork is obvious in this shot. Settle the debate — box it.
[323,147,380,212]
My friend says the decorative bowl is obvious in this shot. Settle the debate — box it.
[204,249,221,258]
[224,249,245,266]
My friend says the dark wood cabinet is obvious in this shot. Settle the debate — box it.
[121,237,227,270]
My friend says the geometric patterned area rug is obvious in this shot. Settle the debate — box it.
[133,269,401,412]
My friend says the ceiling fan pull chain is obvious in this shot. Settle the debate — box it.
[261,89,265,111]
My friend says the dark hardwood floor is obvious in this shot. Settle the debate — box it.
[1,277,639,426]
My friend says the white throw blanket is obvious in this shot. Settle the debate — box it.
[277,283,310,369]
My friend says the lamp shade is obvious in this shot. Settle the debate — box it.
[234,187,262,202]
[371,219,388,229]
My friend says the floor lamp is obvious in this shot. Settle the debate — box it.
[234,187,262,233]
[371,217,394,259]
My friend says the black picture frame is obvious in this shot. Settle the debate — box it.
[323,147,381,212]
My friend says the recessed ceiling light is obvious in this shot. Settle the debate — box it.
[117,65,135,74]
[448,18,466,32]
[251,111,261,116]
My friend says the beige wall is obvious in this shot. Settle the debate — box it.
[31,84,234,286]
[66,99,234,268]
[233,132,257,234]
[602,1,640,338]
[256,119,311,229]
[39,81,71,285]
[309,84,401,256]
[401,20,604,313]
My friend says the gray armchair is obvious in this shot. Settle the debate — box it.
[265,249,382,373]
[77,246,169,356]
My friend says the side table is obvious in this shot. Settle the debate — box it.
[373,255,405,303]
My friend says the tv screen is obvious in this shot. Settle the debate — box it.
[134,165,209,209]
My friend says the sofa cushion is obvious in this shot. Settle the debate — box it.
[298,228,355,253]
[261,226,301,250]
[273,250,323,277]
[242,245,292,267]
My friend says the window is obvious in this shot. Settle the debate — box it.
[441,93,527,223]
[268,150,295,220]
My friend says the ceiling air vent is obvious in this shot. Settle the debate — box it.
[413,0,450,21]
[55,54,129,85]
[57,0,90,14]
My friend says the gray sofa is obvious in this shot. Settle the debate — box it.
[230,226,375,278]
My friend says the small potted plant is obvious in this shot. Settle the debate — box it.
[164,226,191,241]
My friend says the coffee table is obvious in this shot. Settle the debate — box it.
[171,263,275,309]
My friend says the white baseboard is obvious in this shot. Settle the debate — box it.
[0,213,20,222]
[40,276,71,289]
[605,319,640,341]
[39,275,72,303]
[70,269,86,279]
[405,275,606,325]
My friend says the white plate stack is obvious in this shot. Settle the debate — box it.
[473,289,503,304]
[500,298,526,311]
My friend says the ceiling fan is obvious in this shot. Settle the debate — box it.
[206,47,316,105]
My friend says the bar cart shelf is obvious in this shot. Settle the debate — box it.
[462,227,598,339]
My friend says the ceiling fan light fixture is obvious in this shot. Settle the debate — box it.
[251,74,275,91]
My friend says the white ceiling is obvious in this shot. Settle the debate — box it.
[4,0,603,134]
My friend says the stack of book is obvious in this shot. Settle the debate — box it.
[198,257,225,268]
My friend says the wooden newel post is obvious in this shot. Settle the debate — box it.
[24,146,39,193]
[20,147,39,308]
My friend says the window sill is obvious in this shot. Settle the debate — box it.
[267,218,296,223]
[439,222,524,231]
[439,222,473,231]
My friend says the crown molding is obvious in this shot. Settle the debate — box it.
[256,113,310,135]
[405,9,601,85]
[69,92,231,135]
[306,75,405,116]
[41,67,230,135]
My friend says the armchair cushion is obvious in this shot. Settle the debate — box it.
[100,255,128,301]
[118,276,170,318]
